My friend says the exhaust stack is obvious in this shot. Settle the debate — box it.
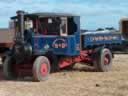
[16,10,25,41]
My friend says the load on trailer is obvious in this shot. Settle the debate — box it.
[3,11,122,81]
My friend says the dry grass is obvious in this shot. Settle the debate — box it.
[0,54,128,96]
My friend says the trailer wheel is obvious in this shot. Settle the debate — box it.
[93,48,112,72]
[3,56,17,80]
[33,56,50,81]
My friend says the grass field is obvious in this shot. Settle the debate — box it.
[0,54,128,96]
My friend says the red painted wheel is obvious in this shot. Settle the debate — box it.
[93,48,112,72]
[33,56,50,81]
[40,63,48,76]
[104,54,109,65]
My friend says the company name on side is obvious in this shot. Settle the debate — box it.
[90,36,119,41]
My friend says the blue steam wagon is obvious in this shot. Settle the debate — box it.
[3,11,122,81]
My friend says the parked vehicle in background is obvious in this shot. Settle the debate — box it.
[112,18,128,53]
[0,28,14,64]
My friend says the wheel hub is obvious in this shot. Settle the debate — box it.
[104,54,109,65]
[40,63,48,76]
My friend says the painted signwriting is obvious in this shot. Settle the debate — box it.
[52,38,67,48]
[90,36,119,41]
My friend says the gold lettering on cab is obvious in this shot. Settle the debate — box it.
[52,38,67,48]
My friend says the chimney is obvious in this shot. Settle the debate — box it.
[16,10,25,41]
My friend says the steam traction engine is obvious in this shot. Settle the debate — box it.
[3,11,122,81]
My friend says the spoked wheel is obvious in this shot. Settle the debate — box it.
[93,48,112,72]
[3,56,17,80]
[33,56,50,81]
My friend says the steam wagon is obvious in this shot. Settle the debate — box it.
[3,11,122,81]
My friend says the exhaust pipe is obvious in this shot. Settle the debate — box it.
[16,10,25,41]
[13,11,32,62]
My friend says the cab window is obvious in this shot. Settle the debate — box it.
[39,17,61,35]
[38,17,77,36]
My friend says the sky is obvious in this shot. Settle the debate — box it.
[0,0,128,30]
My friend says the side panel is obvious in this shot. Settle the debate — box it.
[82,33,122,47]
[31,16,81,56]
[32,36,80,56]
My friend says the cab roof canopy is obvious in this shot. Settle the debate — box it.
[11,12,79,19]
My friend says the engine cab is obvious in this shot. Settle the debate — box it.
[11,11,80,56]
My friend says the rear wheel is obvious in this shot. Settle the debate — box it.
[33,56,50,81]
[3,56,17,80]
[93,48,112,72]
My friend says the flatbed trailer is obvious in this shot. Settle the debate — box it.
[81,30,122,47]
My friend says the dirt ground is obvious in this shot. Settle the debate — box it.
[0,54,128,96]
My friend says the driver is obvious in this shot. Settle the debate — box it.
[24,18,33,43]
[25,18,33,30]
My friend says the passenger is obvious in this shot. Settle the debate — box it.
[60,17,67,36]
[24,18,34,43]
[25,18,33,30]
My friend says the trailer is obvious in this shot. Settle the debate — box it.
[3,11,122,81]
[0,28,14,64]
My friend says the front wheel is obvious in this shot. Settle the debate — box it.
[3,56,17,80]
[93,48,112,72]
[33,56,51,81]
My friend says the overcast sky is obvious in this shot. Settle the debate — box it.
[0,0,128,30]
